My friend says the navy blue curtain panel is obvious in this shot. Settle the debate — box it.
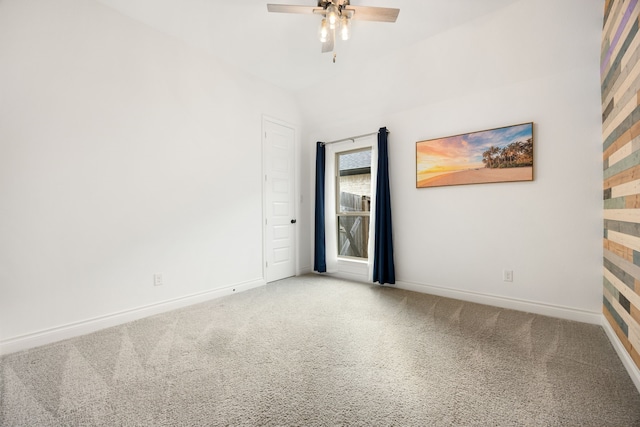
[314,141,327,273]
[373,127,395,284]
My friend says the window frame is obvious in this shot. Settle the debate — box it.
[335,147,372,260]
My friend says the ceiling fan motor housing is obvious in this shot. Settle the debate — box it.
[318,0,350,10]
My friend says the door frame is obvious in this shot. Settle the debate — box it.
[262,115,299,282]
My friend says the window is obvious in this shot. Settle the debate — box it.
[336,148,372,259]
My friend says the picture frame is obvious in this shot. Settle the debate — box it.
[416,122,534,188]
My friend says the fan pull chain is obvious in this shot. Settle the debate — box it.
[333,53,336,63]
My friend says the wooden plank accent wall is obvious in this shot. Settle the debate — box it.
[602,0,640,371]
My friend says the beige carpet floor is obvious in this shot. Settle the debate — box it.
[1,274,640,426]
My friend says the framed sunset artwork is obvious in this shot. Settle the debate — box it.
[416,123,534,188]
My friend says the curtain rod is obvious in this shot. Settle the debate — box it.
[321,129,389,146]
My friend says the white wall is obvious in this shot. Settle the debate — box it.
[0,0,300,347]
[0,0,604,352]
[300,0,604,319]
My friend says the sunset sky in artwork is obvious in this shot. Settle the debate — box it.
[416,123,532,178]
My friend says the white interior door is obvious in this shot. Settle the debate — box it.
[264,118,296,283]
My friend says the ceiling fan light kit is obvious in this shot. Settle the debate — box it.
[319,18,329,42]
[326,3,339,28]
[340,14,351,40]
[267,0,399,58]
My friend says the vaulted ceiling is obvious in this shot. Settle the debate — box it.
[96,0,521,92]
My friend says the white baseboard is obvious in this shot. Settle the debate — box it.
[298,266,313,275]
[601,316,640,394]
[0,277,266,356]
[327,270,369,284]
[395,279,640,394]
[394,280,602,324]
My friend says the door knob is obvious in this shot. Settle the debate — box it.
[291,219,297,224]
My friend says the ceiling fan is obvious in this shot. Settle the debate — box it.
[267,1,400,55]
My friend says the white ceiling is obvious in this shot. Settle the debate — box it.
[96,0,521,92]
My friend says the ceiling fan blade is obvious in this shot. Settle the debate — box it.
[321,30,334,53]
[344,5,400,22]
[267,4,321,14]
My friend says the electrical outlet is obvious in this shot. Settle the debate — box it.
[154,273,163,286]
[503,270,513,282]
